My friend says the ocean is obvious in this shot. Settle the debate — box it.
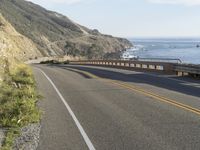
[126,38,200,64]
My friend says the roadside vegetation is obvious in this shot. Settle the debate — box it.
[40,60,70,65]
[0,60,41,150]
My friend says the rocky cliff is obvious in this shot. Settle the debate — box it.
[0,0,132,59]
[0,13,41,60]
[0,13,42,81]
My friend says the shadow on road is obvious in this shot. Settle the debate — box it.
[47,64,200,98]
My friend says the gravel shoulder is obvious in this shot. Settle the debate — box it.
[0,129,5,148]
[13,123,41,150]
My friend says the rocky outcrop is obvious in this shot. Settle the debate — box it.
[0,13,42,82]
[0,14,42,61]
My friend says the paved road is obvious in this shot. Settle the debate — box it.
[33,64,200,150]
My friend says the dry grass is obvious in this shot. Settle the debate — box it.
[0,62,41,150]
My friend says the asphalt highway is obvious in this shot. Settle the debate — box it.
[33,64,200,150]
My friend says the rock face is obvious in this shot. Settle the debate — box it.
[0,0,132,58]
[0,13,42,61]
[0,13,42,82]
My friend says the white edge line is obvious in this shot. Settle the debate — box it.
[37,68,96,150]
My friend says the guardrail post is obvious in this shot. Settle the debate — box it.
[69,60,181,75]
[163,64,175,74]
[130,63,135,68]
[177,71,183,76]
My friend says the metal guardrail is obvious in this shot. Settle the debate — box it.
[174,64,200,75]
[70,60,200,77]
[138,58,182,64]
[70,60,176,73]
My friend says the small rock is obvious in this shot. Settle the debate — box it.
[13,123,41,150]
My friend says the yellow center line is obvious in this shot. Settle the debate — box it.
[108,81,200,115]
[66,67,200,116]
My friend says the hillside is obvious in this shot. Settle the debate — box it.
[0,0,132,59]
[0,13,42,82]
[0,13,41,60]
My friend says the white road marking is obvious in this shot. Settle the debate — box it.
[37,68,96,150]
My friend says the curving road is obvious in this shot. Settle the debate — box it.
[33,64,200,150]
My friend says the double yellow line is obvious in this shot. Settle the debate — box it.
[67,67,200,116]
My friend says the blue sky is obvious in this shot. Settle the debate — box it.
[28,0,200,38]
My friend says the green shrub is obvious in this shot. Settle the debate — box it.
[40,60,54,64]
[0,64,41,149]
[40,60,62,64]
[63,60,70,64]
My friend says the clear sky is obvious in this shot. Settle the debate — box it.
[27,0,200,38]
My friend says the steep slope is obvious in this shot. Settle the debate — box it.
[0,13,41,61]
[0,13,42,81]
[0,0,132,58]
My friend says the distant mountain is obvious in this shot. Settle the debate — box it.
[0,0,132,59]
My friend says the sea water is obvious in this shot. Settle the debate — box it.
[127,38,200,64]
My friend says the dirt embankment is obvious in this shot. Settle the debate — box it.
[0,14,41,61]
